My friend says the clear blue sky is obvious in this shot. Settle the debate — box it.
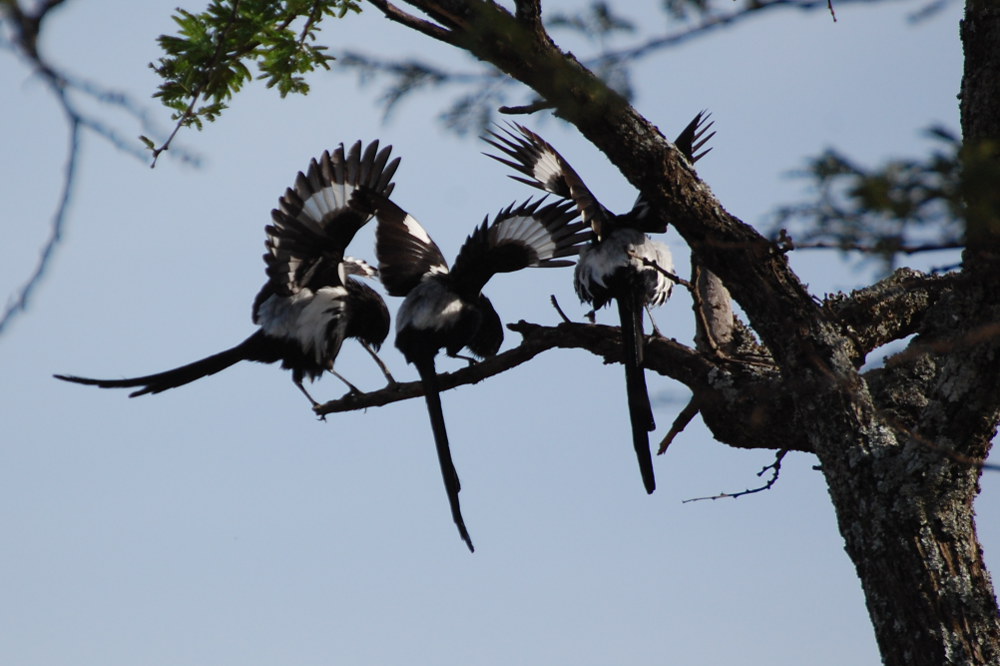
[2,1,992,664]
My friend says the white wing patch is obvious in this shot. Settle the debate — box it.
[532,147,565,189]
[492,213,557,263]
[402,213,435,246]
[396,279,465,332]
[301,182,351,223]
[575,228,674,307]
[342,256,378,278]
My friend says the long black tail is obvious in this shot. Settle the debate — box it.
[617,290,657,494]
[55,331,276,398]
[413,354,475,552]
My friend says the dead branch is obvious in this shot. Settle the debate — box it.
[657,397,700,455]
[683,450,789,502]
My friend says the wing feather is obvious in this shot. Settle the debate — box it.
[450,198,586,294]
[359,190,450,297]
[484,123,609,237]
[253,140,399,321]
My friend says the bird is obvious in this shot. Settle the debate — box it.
[354,187,588,552]
[484,112,715,494]
[55,140,401,406]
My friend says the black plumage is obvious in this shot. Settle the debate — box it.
[55,140,400,405]
[357,189,587,551]
[484,113,715,493]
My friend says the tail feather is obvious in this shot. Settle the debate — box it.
[55,331,275,398]
[413,354,475,552]
[617,292,657,494]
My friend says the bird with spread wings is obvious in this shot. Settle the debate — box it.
[355,187,588,551]
[484,113,715,494]
[56,140,400,405]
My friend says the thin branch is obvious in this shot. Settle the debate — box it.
[786,239,964,255]
[657,397,699,455]
[683,449,789,503]
[0,99,78,334]
[1,0,201,334]
[315,318,717,416]
[630,252,693,290]
[549,294,572,323]
[340,0,874,134]
[315,319,568,415]
[499,99,555,115]
[366,0,456,43]
[594,0,879,66]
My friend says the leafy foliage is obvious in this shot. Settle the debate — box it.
[151,0,360,131]
[771,126,965,273]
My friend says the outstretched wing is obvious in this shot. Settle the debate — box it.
[484,123,609,238]
[358,189,450,297]
[449,197,586,296]
[254,140,400,319]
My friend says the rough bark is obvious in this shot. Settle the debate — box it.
[357,2,1000,662]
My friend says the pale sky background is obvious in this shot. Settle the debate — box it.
[2,1,995,664]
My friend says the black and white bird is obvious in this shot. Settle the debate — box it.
[354,188,587,552]
[484,113,714,494]
[55,140,400,405]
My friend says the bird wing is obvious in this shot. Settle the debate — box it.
[361,190,450,297]
[483,123,609,238]
[254,140,399,319]
[449,197,587,296]
[674,110,716,165]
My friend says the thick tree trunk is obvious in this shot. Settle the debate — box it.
[373,2,1000,662]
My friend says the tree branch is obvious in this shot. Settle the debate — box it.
[682,449,789,503]
[1,0,198,334]
[513,0,541,27]
[822,267,959,360]
[365,0,455,43]
[317,317,810,453]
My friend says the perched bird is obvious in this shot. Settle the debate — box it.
[355,188,587,552]
[484,113,715,494]
[55,140,400,406]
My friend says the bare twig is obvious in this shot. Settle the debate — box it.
[365,0,454,43]
[657,397,699,454]
[549,294,572,323]
[499,99,555,115]
[630,252,693,290]
[786,239,964,255]
[683,450,789,502]
[1,0,198,334]
[0,102,78,335]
